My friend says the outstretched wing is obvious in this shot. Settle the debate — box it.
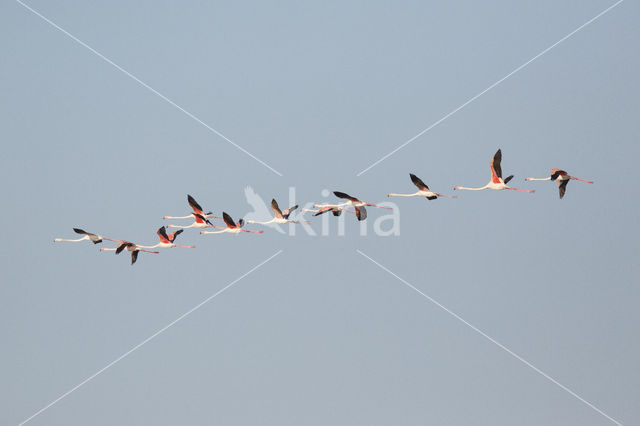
[334,191,359,202]
[73,227,102,243]
[222,212,236,228]
[355,206,367,221]
[314,206,333,216]
[131,250,139,265]
[187,194,204,215]
[168,229,183,242]
[270,199,283,219]
[409,173,430,191]
[490,149,503,182]
[157,226,171,244]
[550,169,567,181]
[503,175,514,184]
[237,219,245,228]
[116,241,131,255]
[558,179,569,199]
[282,205,298,219]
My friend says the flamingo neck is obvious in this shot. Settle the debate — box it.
[525,177,551,181]
[454,185,487,191]
[388,192,419,197]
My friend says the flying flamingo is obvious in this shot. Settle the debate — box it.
[453,149,534,193]
[302,206,356,217]
[316,191,392,221]
[100,240,159,265]
[200,212,264,235]
[137,226,196,249]
[164,194,221,221]
[54,228,115,244]
[525,169,593,199]
[388,173,457,200]
[247,199,309,225]
[167,212,215,230]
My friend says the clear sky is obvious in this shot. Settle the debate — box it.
[1,0,638,425]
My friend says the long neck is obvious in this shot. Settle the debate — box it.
[136,244,160,249]
[168,223,197,228]
[454,185,487,191]
[388,192,419,197]
[247,219,274,224]
[163,215,193,219]
[201,229,227,234]
[54,237,87,242]
[525,177,551,181]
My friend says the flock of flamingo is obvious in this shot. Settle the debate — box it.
[54,149,593,264]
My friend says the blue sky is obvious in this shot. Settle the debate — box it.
[1,1,638,425]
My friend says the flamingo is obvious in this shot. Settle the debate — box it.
[302,206,356,217]
[200,212,264,235]
[167,212,215,230]
[316,191,392,221]
[388,173,457,200]
[137,226,196,249]
[454,149,534,193]
[100,240,159,265]
[163,194,221,220]
[247,199,309,225]
[54,228,115,244]
[525,169,593,199]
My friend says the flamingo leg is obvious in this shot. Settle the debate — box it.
[571,177,594,184]
[366,203,393,209]
[137,249,160,254]
[507,186,535,193]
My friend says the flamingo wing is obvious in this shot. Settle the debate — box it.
[73,228,102,243]
[332,208,343,216]
[168,229,183,242]
[187,194,205,215]
[116,241,131,255]
[237,218,245,228]
[503,175,514,184]
[222,212,236,228]
[551,169,566,181]
[490,149,503,183]
[131,250,139,265]
[355,206,367,221]
[271,199,284,219]
[157,226,171,244]
[282,205,298,219]
[313,206,332,216]
[334,191,359,202]
[558,179,569,199]
[409,173,430,191]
